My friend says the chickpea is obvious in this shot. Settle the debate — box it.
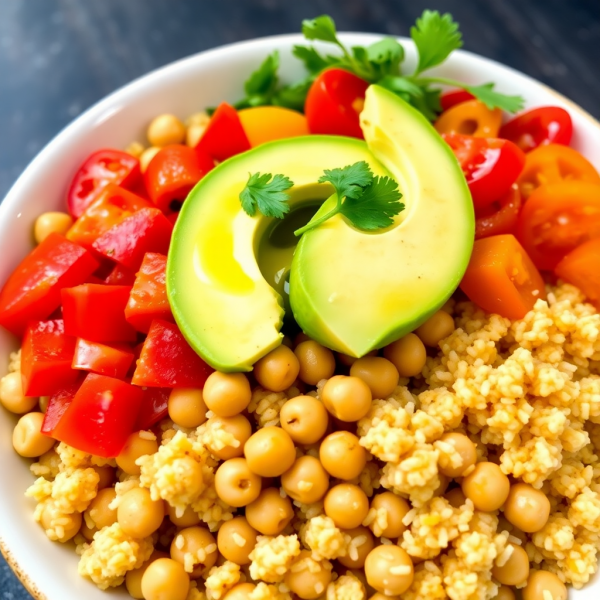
[217,516,258,565]
[370,492,411,539]
[319,431,367,480]
[39,395,49,413]
[167,504,201,528]
[147,114,186,147]
[365,545,414,596]
[205,414,252,460]
[125,141,145,158]
[254,345,300,392]
[492,544,530,587]
[116,431,158,476]
[244,426,296,477]
[493,586,516,600]
[140,146,161,172]
[445,487,467,508]
[246,488,294,535]
[350,357,399,399]
[170,526,217,578]
[338,526,375,569]
[284,550,332,599]
[324,484,369,529]
[522,570,567,600]
[503,483,551,533]
[215,458,262,507]
[383,333,427,378]
[294,332,311,347]
[415,310,455,347]
[12,412,55,458]
[39,502,82,542]
[223,583,257,600]
[168,388,208,428]
[117,487,164,538]
[369,595,399,600]
[94,465,115,490]
[294,340,336,386]
[186,124,208,148]
[82,488,117,540]
[33,211,73,244]
[126,551,169,599]
[0,372,37,414]
[337,349,377,368]
[281,455,329,504]
[141,557,190,600]
[437,432,477,478]
[461,462,510,512]
[203,372,251,417]
[321,375,372,422]
[280,396,328,445]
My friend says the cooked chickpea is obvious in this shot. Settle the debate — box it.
[383,333,427,378]
[337,349,377,367]
[94,465,115,490]
[445,487,467,508]
[246,487,294,535]
[147,114,186,147]
[82,488,117,540]
[205,414,252,460]
[370,492,411,539]
[437,432,477,478]
[186,119,209,148]
[365,545,414,596]
[280,395,328,445]
[337,526,375,569]
[492,544,530,587]
[39,502,82,542]
[522,570,567,600]
[350,356,399,399]
[284,549,332,599]
[0,372,37,414]
[369,595,399,600]
[319,431,367,480]
[170,526,217,578]
[217,516,258,565]
[503,483,551,533]
[324,483,369,529]
[461,462,510,512]
[493,586,516,600]
[244,426,296,477]
[12,412,55,458]
[167,504,201,527]
[168,388,208,428]
[141,557,190,600]
[223,583,257,600]
[116,431,159,476]
[33,211,73,244]
[294,332,311,347]
[126,551,169,599]
[38,395,49,413]
[215,458,262,507]
[140,146,161,172]
[415,310,455,347]
[117,487,164,538]
[125,141,145,158]
[294,340,336,386]
[281,455,329,504]
[253,345,300,392]
[321,375,372,422]
[203,372,251,417]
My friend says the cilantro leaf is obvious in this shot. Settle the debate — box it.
[464,82,525,113]
[239,172,293,219]
[272,79,313,111]
[411,10,462,75]
[292,45,336,74]
[302,15,340,44]
[234,52,280,109]
[366,38,404,76]
[340,176,404,230]
[378,75,424,98]
[318,161,374,201]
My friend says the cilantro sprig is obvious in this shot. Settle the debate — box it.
[239,172,293,219]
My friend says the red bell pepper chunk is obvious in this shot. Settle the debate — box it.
[52,373,144,457]
[68,149,141,218]
[41,378,84,435]
[62,284,137,343]
[136,387,171,430]
[440,89,476,112]
[132,319,213,388]
[125,253,173,333]
[72,338,135,379]
[66,184,152,252]
[0,233,99,337]
[21,319,79,396]
[104,264,137,286]
[195,102,251,162]
[93,207,173,271]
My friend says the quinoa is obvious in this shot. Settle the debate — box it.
[204,561,240,599]
[325,572,365,599]
[248,535,301,583]
[249,582,292,600]
[301,515,348,560]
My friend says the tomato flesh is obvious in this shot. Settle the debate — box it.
[136,387,171,430]
[41,379,84,435]
[72,338,134,380]
[440,89,475,111]
[475,185,522,240]
[555,238,600,309]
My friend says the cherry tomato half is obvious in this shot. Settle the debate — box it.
[443,133,526,209]
[555,237,600,309]
[499,106,573,153]
[440,89,475,112]
[475,185,522,240]
[305,68,369,139]
[435,100,502,138]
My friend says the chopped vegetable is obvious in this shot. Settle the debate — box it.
[41,379,84,435]
[439,89,475,111]
[475,185,522,240]
[238,106,309,147]
[434,100,502,138]
[135,387,171,430]
[104,264,137,286]
[555,237,600,309]
[71,338,135,380]
[239,172,294,219]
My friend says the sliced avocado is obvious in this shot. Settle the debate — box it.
[289,85,474,356]
[167,137,390,372]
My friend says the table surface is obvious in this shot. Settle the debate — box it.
[0,0,599,596]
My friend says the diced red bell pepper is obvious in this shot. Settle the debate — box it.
[104,264,137,286]
[21,319,79,396]
[93,207,173,271]
[195,102,251,162]
[0,233,99,337]
[62,284,137,343]
[52,373,144,457]
[136,387,171,430]
[72,338,135,379]
[132,319,213,388]
[41,378,84,435]
[67,184,152,252]
[125,253,173,333]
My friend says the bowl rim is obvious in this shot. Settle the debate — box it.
[1,31,600,600]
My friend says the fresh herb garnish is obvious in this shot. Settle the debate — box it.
[239,172,294,219]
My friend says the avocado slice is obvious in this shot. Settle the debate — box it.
[289,85,474,356]
[167,136,390,372]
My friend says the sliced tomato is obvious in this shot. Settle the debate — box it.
[475,185,522,240]
[555,238,600,308]
[435,100,502,138]
[440,89,475,111]
[238,106,309,147]
[136,387,171,430]
[72,338,134,379]
[104,264,137,286]
[41,378,84,435]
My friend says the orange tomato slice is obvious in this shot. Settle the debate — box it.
[555,237,600,309]
[238,106,309,147]
[434,100,502,138]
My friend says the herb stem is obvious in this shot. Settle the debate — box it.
[415,76,465,88]
[294,199,340,236]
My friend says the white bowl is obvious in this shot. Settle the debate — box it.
[1,33,599,600]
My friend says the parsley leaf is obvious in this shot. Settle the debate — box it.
[239,172,293,219]
[302,15,340,45]
[318,161,374,200]
[463,82,525,113]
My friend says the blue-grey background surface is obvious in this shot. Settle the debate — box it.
[0,0,598,596]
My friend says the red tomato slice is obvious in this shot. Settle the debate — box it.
[305,68,369,139]
[68,149,141,218]
[104,264,137,286]
[443,133,526,209]
[555,238,600,309]
[440,89,475,111]
[475,185,522,240]
[499,106,573,152]
[136,387,171,431]
[72,338,134,380]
